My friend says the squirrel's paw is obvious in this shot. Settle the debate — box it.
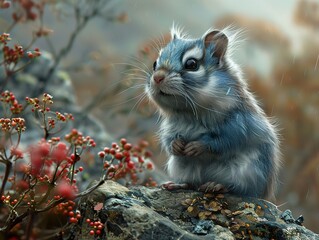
[198,182,228,193]
[171,139,185,155]
[184,141,207,156]
[162,181,189,190]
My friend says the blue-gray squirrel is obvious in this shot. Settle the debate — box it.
[145,26,280,199]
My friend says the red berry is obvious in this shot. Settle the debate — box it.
[68,211,74,217]
[89,230,95,235]
[127,161,135,169]
[110,148,116,155]
[103,147,110,154]
[70,217,77,223]
[98,151,105,158]
[138,157,144,163]
[120,138,127,145]
[146,162,154,170]
[123,151,130,157]
[1,1,11,8]
[115,152,123,160]
[144,150,153,158]
[78,166,84,172]
[96,230,101,235]
[134,146,142,153]
[123,143,132,151]
[56,182,75,200]
[139,140,149,148]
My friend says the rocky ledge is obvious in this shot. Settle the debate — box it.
[80,181,318,240]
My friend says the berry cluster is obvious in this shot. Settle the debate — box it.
[100,138,155,185]
[11,0,44,22]
[0,33,41,72]
[10,147,24,159]
[26,93,74,135]
[0,117,25,132]
[26,139,87,187]
[0,33,11,44]
[0,91,158,238]
[3,44,24,65]
[55,200,80,223]
[56,111,74,122]
[0,0,10,9]
[85,219,104,236]
[25,93,53,112]
[26,47,41,58]
[65,128,96,148]
[0,91,23,114]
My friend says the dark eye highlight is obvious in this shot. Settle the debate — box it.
[153,61,157,71]
[184,58,199,71]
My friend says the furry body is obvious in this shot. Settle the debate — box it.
[146,27,280,198]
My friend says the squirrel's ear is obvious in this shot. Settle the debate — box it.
[203,30,228,60]
[171,26,179,40]
[170,23,184,40]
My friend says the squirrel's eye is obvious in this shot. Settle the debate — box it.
[184,58,199,71]
[153,61,157,71]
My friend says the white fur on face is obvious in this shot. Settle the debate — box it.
[182,47,203,64]
[186,65,206,79]
[194,74,236,110]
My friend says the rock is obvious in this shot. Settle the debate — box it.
[79,181,319,240]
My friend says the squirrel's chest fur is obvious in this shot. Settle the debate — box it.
[160,115,213,146]
[160,112,272,197]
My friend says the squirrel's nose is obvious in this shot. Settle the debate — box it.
[153,74,165,84]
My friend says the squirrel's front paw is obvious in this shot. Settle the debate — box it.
[171,139,185,155]
[184,141,207,156]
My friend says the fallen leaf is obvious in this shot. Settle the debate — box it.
[94,202,104,211]
[255,205,264,216]
[215,194,224,199]
[182,198,193,206]
[232,210,243,216]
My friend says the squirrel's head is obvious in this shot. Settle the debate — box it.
[146,26,241,114]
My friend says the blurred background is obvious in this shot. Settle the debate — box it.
[1,0,319,232]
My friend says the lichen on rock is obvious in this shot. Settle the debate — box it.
[80,181,319,240]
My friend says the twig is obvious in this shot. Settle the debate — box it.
[0,160,12,197]
[0,177,106,233]
[44,4,100,84]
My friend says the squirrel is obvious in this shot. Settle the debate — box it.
[145,26,280,199]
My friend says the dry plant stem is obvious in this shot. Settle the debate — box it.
[44,5,99,85]
[70,153,78,185]
[40,104,50,140]
[44,36,57,59]
[0,158,12,197]
[1,28,39,93]
[0,178,106,233]
[26,212,35,240]
[38,161,63,205]
[5,21,17,33]
[0,68,13,93]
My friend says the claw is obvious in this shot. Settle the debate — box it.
[198,182,228,193]
[162,181,189,190]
